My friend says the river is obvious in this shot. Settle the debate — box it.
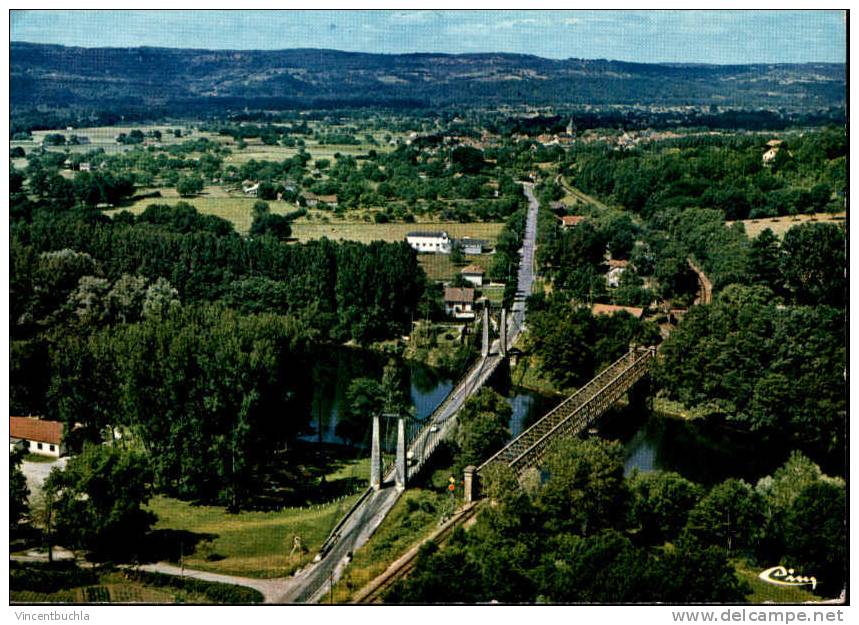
[298,348,790,485]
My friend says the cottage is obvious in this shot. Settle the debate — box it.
[457,237,488,255]
[559,215,587,229]
[243,183,260,197]
[304,193,339,208]
[762,147,780,166]
[591,303,645,320]
[10,416,66,458]
[444,287,475,319]
[406,231,452,254]
[460,264,485,287]
[79,162,92,172]
[606,267,626,288]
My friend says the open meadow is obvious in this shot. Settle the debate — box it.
[727,211,846,238]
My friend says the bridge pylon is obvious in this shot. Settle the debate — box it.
[395,416,406,491]
[500,308,507,357]
[370,414,382,490]
[481,305,490,358]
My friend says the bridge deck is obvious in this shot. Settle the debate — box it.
[479,346,655,476]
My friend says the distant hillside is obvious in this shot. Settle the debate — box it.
[11,42,846,113]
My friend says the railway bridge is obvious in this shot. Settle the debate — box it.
[464,346,657,501]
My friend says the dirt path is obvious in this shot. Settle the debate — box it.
[687,258,713,305]
[130,562,295,604]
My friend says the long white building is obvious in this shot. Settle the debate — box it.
[405,231,452,254]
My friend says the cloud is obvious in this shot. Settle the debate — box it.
[389,10,439,24]
[496,18,537,29]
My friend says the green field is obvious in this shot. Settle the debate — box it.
[290,221,505,245]
[147,493,360,579]
[418,253,494,282]
[727,212,846,239]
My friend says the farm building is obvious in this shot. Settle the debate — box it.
[10,416,66,458]
[444,287,475,319]
[406,231,452,254]
[559,215,587,229]
[605,259,629,288]
[460,264,485,287]
[304,193,339,208]
[591,303,645,320]
[457,237,488,254]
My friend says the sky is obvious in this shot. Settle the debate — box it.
[10,10,847,65]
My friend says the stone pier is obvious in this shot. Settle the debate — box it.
[463,465,478,503]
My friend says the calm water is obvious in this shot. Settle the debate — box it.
[299,348,560,448]
[298,348,793,485]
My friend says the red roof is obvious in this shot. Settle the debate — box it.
[444,287,475,303]
[607,259,629,269]
[591,303,644,319]
[460,264,485,275]
[10,416,64,445]
[560,215,587,227]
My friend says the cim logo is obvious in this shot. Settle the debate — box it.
[759,566,817,590]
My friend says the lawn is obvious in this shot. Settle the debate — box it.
[147,492,361,579]
[727,211,846,239]
[419,253,494,282]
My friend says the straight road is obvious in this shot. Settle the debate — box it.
[276,181,541,603]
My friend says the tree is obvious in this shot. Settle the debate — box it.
[44,444,156,559]
[176,174,204,197]
[10,449,30,531]
[628,470,704,544]
[249,213,292,240]
[535,437,629,536]
[748,228,782,294]
[338,378,384,446]
[684,479,766,557]
[454,388,511,468]
[780,222,846,306]
[783,481,846,594]
[68,276,110,324]
[449,240,465,265]
[106,274,147,323]
[142,278,181,319]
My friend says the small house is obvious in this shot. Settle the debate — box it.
[458,237,488,255]
[444,287,475,319]
[10,416,66,458]
[591,303,645,320]
[243,183,260,197]
[606,259,629,288]
[460,264,485,287]
[559,215,587,229]
[79,162,92,172]
[406,231,452,254]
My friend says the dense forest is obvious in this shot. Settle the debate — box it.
[388,438,845,602]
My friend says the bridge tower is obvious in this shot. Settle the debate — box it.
[499,308,507,357]
[395,416,407,491]
[481,305,490,358]
[370,414,382,490]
